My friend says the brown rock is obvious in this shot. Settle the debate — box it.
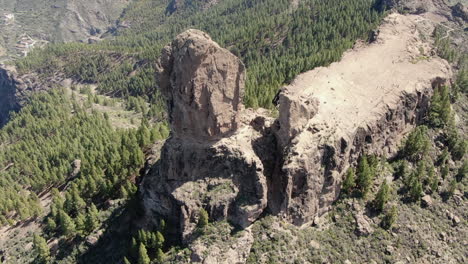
[156,29,245,140]
[142,30,271,242]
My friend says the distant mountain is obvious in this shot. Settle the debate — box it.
[0,0,130,60]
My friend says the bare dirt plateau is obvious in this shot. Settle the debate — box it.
[281,13,451,144]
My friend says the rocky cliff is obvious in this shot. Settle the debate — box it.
[140,13,452,244]
[0,66,19,126]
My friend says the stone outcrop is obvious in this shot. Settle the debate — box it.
[140,13,452,245]
[156,29,245,140]
[0,66,20,127]
[141,30,272,242]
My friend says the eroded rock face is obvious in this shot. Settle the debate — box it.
[274,13,451,224]
[0,66,20,126]
[157,29,245,140]
[142,29,269,242]
[141,13,452,245]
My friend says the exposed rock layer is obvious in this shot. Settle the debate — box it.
[141,13,452,248]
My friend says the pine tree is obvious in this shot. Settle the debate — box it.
[156,248,165,263]
[137,243,150,264]
[159,219,166,234]
[85,203,100,233]
[46,217,57,233]
[59,210,76,237]
[403,126,430,161]
[156,231,164,249]
[409,175,423,202]
[374,180,390,212]
[75,213,86,235]
[33,233,50,263]
[427,164,438,193]
[356,156,374,198]
[429,85,452,128]
[342,168,356,195]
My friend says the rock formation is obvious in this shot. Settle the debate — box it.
[156,29,245,140]
[141,30,272,241]
[140,13,452,247]
[0,66,20,127]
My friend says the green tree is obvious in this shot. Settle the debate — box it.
[409,174,423,202]
[427,164,438,193]
[456,160,467,182]
[403,126,430,161]
[75,213,86,235]
[356,156,374,198]
[85,203,100,233]
[124,257,131,264]
[429,85,452,128]
[59,210,76,237]
[374,180,391,212]
[341,168,356,196]
[137,243,150,264]
[394,160,408,180]
[156,248,166,263]
[46,217,57,233]
[33,233,50,263]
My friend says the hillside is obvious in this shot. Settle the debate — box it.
[0,0,466,263]
[0,0,130,61]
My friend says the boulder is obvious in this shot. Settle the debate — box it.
[355,213,374,236]
[421,195,433,207]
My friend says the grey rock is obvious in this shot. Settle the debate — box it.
[355,213,374,236]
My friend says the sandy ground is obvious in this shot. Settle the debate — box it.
[284,13,451,140]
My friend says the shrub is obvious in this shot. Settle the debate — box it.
[381,205,398,230]
[197,208,209,229]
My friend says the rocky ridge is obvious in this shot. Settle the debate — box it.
[140,11,452,248]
